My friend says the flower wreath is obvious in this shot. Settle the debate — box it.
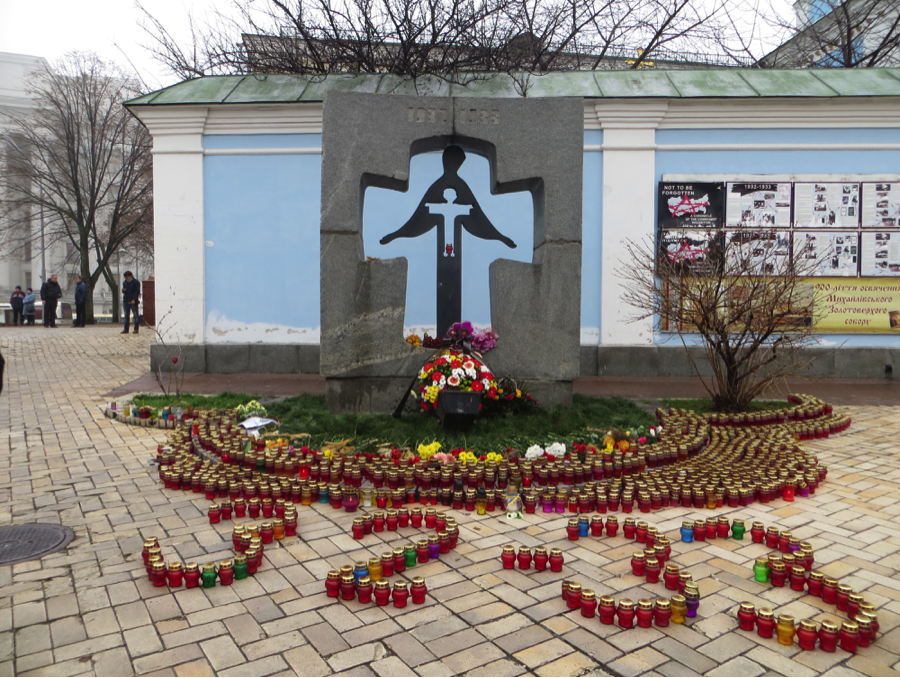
[417,348,498,412]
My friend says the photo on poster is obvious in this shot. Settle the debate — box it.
[724,230,792,275]
[862,182,900,228]
[658,182,725,230]
[794,183,860,228]
[657,228,724,276]
[795,231,859,276]
[725,182,792,228]
[860,231,900,276]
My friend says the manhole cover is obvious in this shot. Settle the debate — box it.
[0,524,75,566]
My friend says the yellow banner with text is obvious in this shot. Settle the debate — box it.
[812,278,900,333]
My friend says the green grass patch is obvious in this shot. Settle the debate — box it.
[660,397,790,415]
[128,392,260,410]
[265,393,656,452]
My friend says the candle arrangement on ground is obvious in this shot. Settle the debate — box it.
[150,393,843,517]
[324,563,429,608]
[141,536,265,589]
[560,582,698,627]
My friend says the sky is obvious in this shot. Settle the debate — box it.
[0,0,212,91]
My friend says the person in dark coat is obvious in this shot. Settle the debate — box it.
[40,275,62,328]
[9,286,25,325]
[121,271,141,334]
[73,275,87,328]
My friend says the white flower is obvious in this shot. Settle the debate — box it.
[439,375,446,387]
[447,375,460,387]
[547,442,566,456]
[452,367,464,378]
[463,360,475,370]
[466,368,477,379]
[482,378,491,388]
[525,445,545,459]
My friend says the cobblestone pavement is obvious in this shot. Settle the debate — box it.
[1,326,900,677]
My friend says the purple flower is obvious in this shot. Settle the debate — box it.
[446,321,474,343]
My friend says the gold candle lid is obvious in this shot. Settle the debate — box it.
[167,561,183,570]
[777,614,795,624]
[234,554,247,565]
[599,595,616,606]
[411,576,425,586]
[838,584,853,594]
[739,602,756,612]
[392,547,404,557]
[219,559,233,569]
[340,565,354,576]
[341,574,355,583]
[374,579,390,589]
[381,552,392,560]
[799,619,818,631]
[581,589,596,600]
[393,580,408,590]
[655,598,670,609]
[618,598,635,610]
[824,577,839,586]
[757,607,775,620]
[518,546,531,555]
[632,552,646,561]
[841,621,859,632]
[201,562,217,573]
[549,548,563,556]
[821,620,838,632]
[638,599,653,610]
[368,557,380,566]
[184,562,199,572]
[568,582,582,592]
[854,615,871,629]
[354,560,367,569]
[151,561,166,571]
[358,576,371,586]
[791,566,806,575]
[671,594,686,605]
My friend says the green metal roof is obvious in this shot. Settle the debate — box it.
[125,68,900,106]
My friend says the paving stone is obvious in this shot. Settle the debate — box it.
[49,616,88,648]
[372,656,415,677]
[494,625,554,655]
[442,642,506,674]
[464,658,528,677]
[200,635,246,671]
[534,651,598,677]
[426,628,485,659]
[218,655,290,677]
[303,622,351,656]
[92,646,132,677]
[705,656,766,677]
[512,638,576,669]
[284,644,334,677]
[328,642,387,672]
[383,632,436,669]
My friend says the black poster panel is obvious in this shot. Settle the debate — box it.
[658,182,725,230]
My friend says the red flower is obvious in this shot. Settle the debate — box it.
[487,387,497,399]
[472,381,484,392]
[432,373,442,382]
[435,357,447,366]
[450,360,462,369]
[507,393,514,400]
[171,357,179,363]
[547,454,556,461]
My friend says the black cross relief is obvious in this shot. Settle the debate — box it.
[380,145,517,336]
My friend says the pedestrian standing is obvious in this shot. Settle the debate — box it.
[22,289,36,325]
[40,275,62,328]
[121,271,141,334]
[9,286,25,325]
[73,275,87,328]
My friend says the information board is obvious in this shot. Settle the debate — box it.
[794,182,860,229]
[725,182,792,228]
[658,182,725,230]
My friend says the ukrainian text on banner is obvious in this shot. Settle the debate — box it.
[813,278,900,333]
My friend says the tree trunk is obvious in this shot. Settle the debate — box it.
[103,266,120,323]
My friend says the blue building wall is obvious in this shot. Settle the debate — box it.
[202,131,604,342]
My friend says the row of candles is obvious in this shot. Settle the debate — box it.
[561,582,700,626]
[140,536,263,588]
[152,394,841,517]
[737,603,878,652]
[325,563,428,607]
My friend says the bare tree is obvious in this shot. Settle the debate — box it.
[1,52,153,324]
[756,0,900,68]
[138,0,747,86]
[620,230,825,412]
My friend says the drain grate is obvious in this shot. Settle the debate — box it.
[0,524,75,566]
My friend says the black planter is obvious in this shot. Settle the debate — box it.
[436,391,482,429]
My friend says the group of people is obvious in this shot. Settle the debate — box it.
[7,271,141,332]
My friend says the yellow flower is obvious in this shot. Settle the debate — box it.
[603,436,615,448]
[485,452,503,463]
[425,385,440,403]
[417,441,441,460]
[406,334,422,346]
[323,449,334,459]
[458,451,476,463]
[516,389,522,398]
